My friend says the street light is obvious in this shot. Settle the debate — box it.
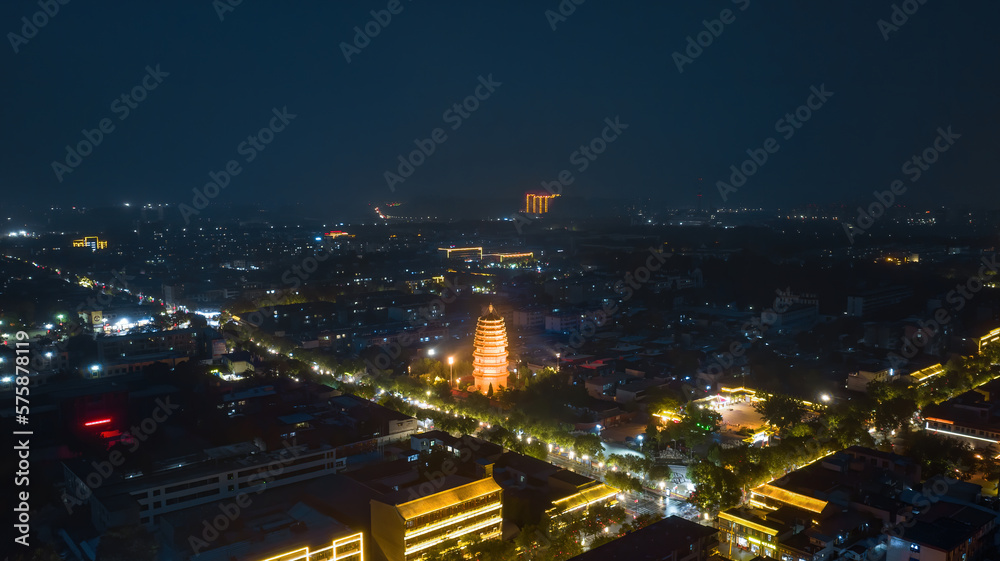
[820,394,831,403]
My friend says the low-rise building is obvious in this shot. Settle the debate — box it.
[569,515,718,561]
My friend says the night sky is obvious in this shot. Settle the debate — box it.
[2,1,998,220]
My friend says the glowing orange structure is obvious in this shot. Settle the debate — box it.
[472,305,509,394]
[524,192,559,214]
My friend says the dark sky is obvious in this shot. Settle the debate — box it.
[2,1,998,220]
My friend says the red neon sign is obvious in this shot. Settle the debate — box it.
[84,418,112,427]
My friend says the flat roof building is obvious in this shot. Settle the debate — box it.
[370,476,503,561]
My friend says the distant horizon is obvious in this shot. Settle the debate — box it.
[3,2,999,215]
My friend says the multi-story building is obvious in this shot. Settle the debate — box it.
[887,502,997,561]
[524,192,559,214]
[512,310,544,330]
[88,327,226,377]
[846,286,914,317]
[72,235,108,250]
[159,490,365,561]
[370,476,503,561]
[980,327,1000,353]
[64,391,418,532]
[569,515,718,561]
[923,386,1000,447]
[437,247,483,261]
[68,443,339,532]
[718,447,1000,561]
[545,313,583,333]
[96,327,224,364]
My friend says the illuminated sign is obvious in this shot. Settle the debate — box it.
[84,418,112,427]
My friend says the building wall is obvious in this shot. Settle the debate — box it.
[76,446,340,532]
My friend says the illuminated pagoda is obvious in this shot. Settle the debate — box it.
[472,304,509,395]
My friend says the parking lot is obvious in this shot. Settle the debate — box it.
[716,399,766,434]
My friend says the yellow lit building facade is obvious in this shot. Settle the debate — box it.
[524,192,559,214]
[258,533,364,561]
[546,481,618,521]
[370,477,503,561]
[718,484,829,559]
[438,247,483,261]
[717,510,782,559]
[980,327,1000,353]
[908,363,945,386]
[483,252,534,265]
[72,236,108,250]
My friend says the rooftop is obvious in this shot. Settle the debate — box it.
[568,515,718,561]
[378,476,503,521]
